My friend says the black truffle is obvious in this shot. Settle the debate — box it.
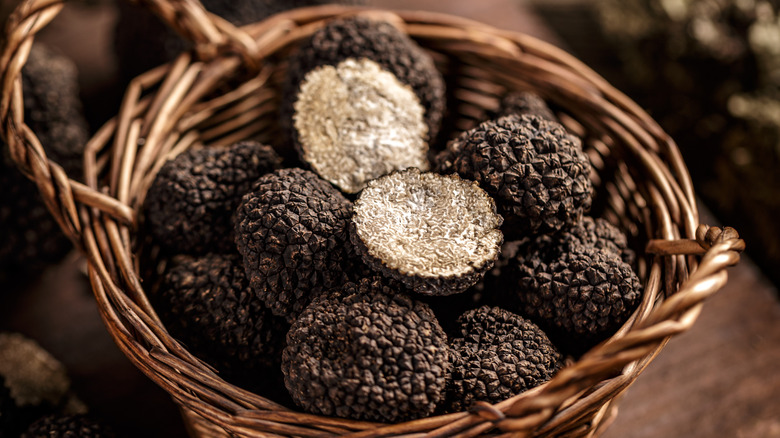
[506,239,642,352]
[281,16,445,166]
[153,253,288,387]
[144,141,281,254]
[282,277,450,422]
[21,415,114,438]
[234,168,356,321]
[351,168,504,296]
[497,91,558,122]
[446,306,562,412]
[1,44,88,275]
[435,114,592,238]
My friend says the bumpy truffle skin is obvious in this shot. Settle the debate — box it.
[351,168,504,296]
[0,44,88,275]
[282,277,450,422]
[235,168,356,321]
[21,415,114,438]
[153,253,288,386]
[446,306,562,412]
[507,245,642,352]
[435,114,592,238]
[281,16,445,145]
[497,91,558,123]
[144,141,281,254]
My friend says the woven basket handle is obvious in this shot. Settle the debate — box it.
[0,0,258,244]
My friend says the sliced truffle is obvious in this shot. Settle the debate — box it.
[446,306,563,412]
[281,15,445,153]
[435,114,592,238]
[506,242,642,353]
[290,58,430,193]
[351,168,503,296]
[234,168,356,321]
[21,414,114,438]
[144,141,281,254]
[1,44,88,275]
[0,333,72,436]
[153,253,288,387]
[282,277,450,422]
[497,91,558,122]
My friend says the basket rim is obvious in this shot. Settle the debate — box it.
[0,2,745,437]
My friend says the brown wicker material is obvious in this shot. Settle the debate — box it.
[0,1,746,437]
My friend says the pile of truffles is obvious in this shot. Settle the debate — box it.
[143,16,643,423]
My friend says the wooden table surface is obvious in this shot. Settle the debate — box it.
[1,1,779,437]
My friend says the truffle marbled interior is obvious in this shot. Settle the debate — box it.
[293,58,429,193]
[353,168,503,278]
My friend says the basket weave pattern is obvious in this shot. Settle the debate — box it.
[0,1,745,437]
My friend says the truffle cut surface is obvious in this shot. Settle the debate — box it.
[352,168,503,295]
[293,58,429,193]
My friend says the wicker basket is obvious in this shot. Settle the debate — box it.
[0,1,745,437]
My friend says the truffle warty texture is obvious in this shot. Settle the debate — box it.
[435,114,592,238]
[144,141,281,254]
[153,253,288,386]
[446,306,563,412]
[505,226,642,352]
[351,168,504,296]
[282,277,450,422]
[234,168,356,322]
[1,44,88,275]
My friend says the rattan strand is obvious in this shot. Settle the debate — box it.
[0,1,744,437]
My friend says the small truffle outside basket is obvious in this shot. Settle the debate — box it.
[0,1,746,436]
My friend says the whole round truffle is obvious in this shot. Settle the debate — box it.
[292,58,430,193]
[497,91,558,122]
[1,44,88,275]
[21,414,114,438]
[446,306,563,412]
[351,168,504,296]
[144,141,281,254]
[153,253,288,385]
[508,245,642,352]
[282,277,450,422]
[281,16,445,147]
[435,114,592,237]
[234,168,356,321]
